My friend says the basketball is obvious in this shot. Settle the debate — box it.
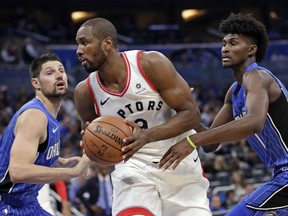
[83,116,132,166]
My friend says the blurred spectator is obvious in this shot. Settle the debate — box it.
[76,165,100,216]
[52,181,72,216]
[68,175,87,210]
[214,155,229,172]
[22,37,42,64]
[14,86,30,110]
[76,164,113,216]
[231,171,246,202]
[270,48,286,62]
[0,85,12,108]
[244,183,255,196]
[201,103,214,126]
[223,190,237,210]
[209,194,226,212]
[202,156,216,175]
[0,40,20,64]
[95,166,113,216]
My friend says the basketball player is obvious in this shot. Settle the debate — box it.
[159,13,288,215]
[74,18,212,216]
[0,53,91,215]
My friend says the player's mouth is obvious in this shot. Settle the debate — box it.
[79,57,87,66]
[56,81,66,89]
[222,56,231,62]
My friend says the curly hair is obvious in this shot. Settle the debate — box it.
[219,13,269,62]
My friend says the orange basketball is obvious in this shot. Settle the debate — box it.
[83,116,132,166]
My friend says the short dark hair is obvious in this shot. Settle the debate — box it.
[219,13,269,62]
[30,53,63,78]
[82,17,118,48]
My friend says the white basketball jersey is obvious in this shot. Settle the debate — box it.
[88,50,196,163]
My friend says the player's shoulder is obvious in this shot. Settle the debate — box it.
[139,50,168,67]
[141,50,165,58]
[246,67,274,81]
[17,108,48,128]
[75,78,90,94]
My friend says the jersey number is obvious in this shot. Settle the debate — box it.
[134,118,148,129]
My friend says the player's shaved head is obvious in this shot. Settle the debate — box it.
[81,17,118,48]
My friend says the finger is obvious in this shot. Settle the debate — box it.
[158,153,175,170]
[122,136,135,145]
[122,150,133,162]
[82,122,90,131]
[171,157,182,170]
[80,129,85,135]
[158,150,172,168]
[161,156,176,170]
[80,140,84,147]
[121,140,137,152]
[124,118,139,128]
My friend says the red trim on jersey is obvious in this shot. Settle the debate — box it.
[117,207,154,216]
[201,165,207,178]
[54,181,68,201]
[95,53,130,97]
[88,74,101,116]
[136,50,158,92]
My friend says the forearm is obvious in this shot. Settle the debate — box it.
[191,117,256,146]
[54,157,65,167]
[146,109,200,143]
[9,163,77,184]
[193,124,207,133]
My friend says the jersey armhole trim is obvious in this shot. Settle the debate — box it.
[136,50,158,93]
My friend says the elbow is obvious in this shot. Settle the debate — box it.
[9,173,21,184]
[250,121,264,134]
[9,166,25,183]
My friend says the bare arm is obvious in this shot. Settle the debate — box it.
[159,69,274,170]
[191,70,270,145]
[74,79,98,130]
[200,86,234,152]
[142,51,200,140]
[123,51,200,160]
[9,109,91,184]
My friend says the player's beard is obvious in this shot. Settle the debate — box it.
[42,83,68,99]
[85,50,106,73]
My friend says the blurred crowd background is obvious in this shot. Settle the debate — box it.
[1,0,288,215]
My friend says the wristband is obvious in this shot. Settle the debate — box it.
[186,136,197,149]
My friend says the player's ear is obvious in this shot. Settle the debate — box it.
[249,45,257,56]
[31,78,41,90]
[103,37,113,51]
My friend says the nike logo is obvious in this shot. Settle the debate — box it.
[193,156,199,162]
[100,97,110,105]
[52,126,59,133]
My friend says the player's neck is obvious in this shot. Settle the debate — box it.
[36,94,61,118]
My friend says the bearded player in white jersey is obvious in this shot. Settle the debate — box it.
[74,17,214,216]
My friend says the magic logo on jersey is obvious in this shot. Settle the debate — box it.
[46,141,60,160]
